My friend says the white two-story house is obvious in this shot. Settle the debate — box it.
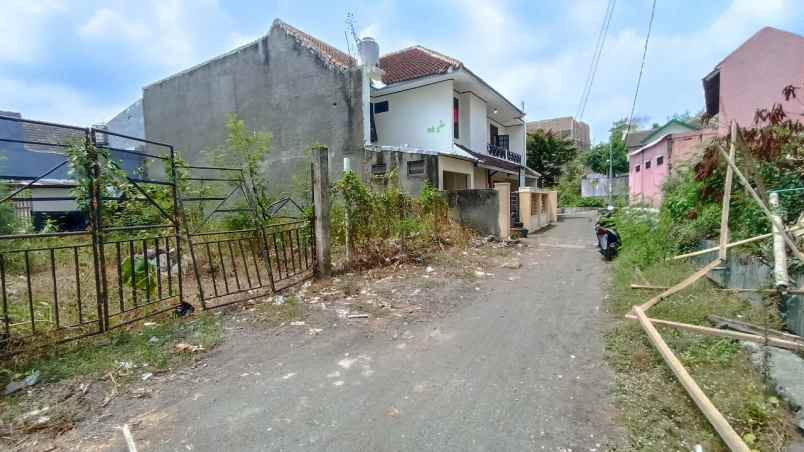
[361,43,537,193]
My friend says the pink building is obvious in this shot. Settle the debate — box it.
[703,27,804,135]
[628,122,716,206]
[630,26,804,207]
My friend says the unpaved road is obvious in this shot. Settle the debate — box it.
[103,213,623,451]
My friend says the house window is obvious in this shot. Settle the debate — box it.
[635,165,640,173]
[453,97,460,139]
[371,163,387,177]
[490,124,498,142]
[656,156,664,166]
[496,134,510,150]
[407,160,425,176]
[645,160,651,169]
[373,101,389,113]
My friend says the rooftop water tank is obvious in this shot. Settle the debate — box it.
[358,37,379,67]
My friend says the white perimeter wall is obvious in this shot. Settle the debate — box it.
[372,80,454,153]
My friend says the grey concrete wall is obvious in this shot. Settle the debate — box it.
[105,99,144,150]
[692,239,804,336]
[447,189,500,237]
[359,149,438,197]
[143,25,363,194]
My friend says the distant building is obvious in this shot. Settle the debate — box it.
[628,119,716,206]
[526,116,590,152]
[703,26,804,134]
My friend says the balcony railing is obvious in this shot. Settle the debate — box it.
[487,143,522,164]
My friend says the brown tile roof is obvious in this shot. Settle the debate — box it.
[273,19,356,70]
[379,46,462,85]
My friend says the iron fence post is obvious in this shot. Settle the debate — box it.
[170,145,199,309]
[87,128,109,331]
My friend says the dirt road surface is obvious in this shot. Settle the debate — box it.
[100,213,623,451]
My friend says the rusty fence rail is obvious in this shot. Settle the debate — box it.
[0,115,315,357]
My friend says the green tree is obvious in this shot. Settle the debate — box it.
[584,118,632,175]
[526,130,578,187]
[204,114,273,220]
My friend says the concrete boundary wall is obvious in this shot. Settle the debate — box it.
[447,189,500,237]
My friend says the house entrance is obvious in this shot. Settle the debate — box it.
[443,171,469,191]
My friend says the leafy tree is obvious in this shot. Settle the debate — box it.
[204,114,273,221]
[584,119,632,175]
[526,130,578,187]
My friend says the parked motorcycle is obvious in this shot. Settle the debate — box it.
[595,208,621,260]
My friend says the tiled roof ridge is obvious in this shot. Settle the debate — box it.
[272,19,356,70]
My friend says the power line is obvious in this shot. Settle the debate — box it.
[576,0,616,120]
[622,0,657,145]
[576,0,611,118]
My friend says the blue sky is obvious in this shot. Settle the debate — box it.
[2,0,803,142]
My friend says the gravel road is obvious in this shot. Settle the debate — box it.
[104,213,623,451]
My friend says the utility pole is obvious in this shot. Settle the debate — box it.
[607,141,613,208]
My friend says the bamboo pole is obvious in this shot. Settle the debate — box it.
[631,306,751,451]
[718,147,804,263]
[638,259,722,312]
[626,313,803,353]
[630,284,804,295]
[670,225,804,260]
[718,122,736,261]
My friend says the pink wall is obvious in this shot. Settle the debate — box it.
[718,27,804,135]
[629,130,716,207]
[670,130,718,168]
[629,138,669,207]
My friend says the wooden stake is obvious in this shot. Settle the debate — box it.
[708,315,804,344]
[626,313,803,353]
[671,225,804,260]
[719,147,804,263]
[718,122,737,261]
[637,259,722,312]
[631,306,751,452]
[630,283,804,295]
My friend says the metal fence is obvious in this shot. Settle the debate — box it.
[181,165,314,309]
[0,115,314,356]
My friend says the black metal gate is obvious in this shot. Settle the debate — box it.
[181,166,314,310]
[0,116,187,354]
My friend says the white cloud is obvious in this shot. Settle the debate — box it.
[76,0,233,70]
[79,8,149,42]
[0,78,123,125]
[0,0,65,63]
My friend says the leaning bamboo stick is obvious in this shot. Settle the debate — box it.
[626,313,803,352]
[630,284,804,295]
[718,122,737,261]
[638,259,722,312]
[631,306,751,451]
[671,225,804,261]
[719,147,804,263]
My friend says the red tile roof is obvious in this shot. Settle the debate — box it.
[379,46,463,85]
[273,19,356,70]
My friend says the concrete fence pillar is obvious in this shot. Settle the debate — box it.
[311,145,332,277]
[494,182,511,239]
[518,189,533,231]
[547,191,558,223]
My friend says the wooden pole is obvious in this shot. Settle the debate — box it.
[311,145,332,277]
[630,283,804,295]
[718,147,804,263]
[671,225,803,260]
[626,313,803,353]
[718,122,736,261]
[631,307,751,451]
[637,259,722,312]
